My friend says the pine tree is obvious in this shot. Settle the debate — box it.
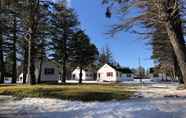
[70,30,98,84]
[0,1,13,83]
[50,2,79,83]
[21,0,52,84]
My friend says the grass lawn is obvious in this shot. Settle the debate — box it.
[0,84,137,102]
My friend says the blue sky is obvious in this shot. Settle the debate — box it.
[70,0,154,69]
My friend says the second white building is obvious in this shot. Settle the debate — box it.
[97,64,122,82]
[72,67,96,81]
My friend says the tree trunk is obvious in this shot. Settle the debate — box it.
[62,59,66,83]
[174,56,184,84]
[79,67,83,84]
[177,67,184,84]
[161,73,164,81]
[29,39,36,85]
[26,0,40,85]
[38,57,43,83]
[23,46,28,84]
[165,73,168,81]
[62,33,67,83]
[166,20,186,85]
[30,56,36,85]
[12,15,17,84]
[0,31,5,84]
[176,63,184,84]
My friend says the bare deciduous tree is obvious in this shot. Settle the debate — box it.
[103,0,186,85]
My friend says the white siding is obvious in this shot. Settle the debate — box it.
[17,73,23,83]
[72,67,94,80]
[17,60,62,83]
[97,64,120,82]
[40,61,61,82]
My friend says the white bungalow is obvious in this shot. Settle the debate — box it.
[97,64,122,82]
[17,59,62,83]
[72,67,96,81]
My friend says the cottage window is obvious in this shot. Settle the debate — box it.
[5,78,9,81]
[107,72,113,77]
[20,77,23,81]
[73,74,75,79]
[45,68,55,75]
[86,73,93,77]
[127,74,131,77]
[98,73,100,78]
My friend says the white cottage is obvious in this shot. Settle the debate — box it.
[97,64,122,82]
[72,67,96,81]
[17,59,62,83]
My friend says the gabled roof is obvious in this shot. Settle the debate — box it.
[73,67,96,73]
[17,58,63,72]
[98,64,120,72]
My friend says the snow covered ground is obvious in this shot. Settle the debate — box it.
[64,78,143,84]
[64,77,171,84]
[1,79,186,118]
[1,97,186,118]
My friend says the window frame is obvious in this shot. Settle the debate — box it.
[107,72,113,77]
[44,68,55,75]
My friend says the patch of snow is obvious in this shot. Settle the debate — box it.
[65,80,99,84]
[132,82,181,99]
[120,77,134,81]
[4,77,12,84]
[1,97,186,118]
[63,80,116,84]
[1,79,185,118]
[121,79,156,84]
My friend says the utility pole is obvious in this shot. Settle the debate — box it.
[138,57,143,84]
[25,28,32,84]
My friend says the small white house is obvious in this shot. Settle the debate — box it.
[72,67,96,81]
[17,59,62,83]
[97,64,122,82]
[17,73,24,83]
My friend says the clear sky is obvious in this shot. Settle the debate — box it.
[70,0,154,69]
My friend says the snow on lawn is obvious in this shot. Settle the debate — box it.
[1,97,186,118]
[131,81,183,98]
[1,79,186,118]
[65,80,99,84]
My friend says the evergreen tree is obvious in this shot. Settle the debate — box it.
[0,1,13,83]
[20,0,52,84]
[70,30,98,84]
[50,2,79,83]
